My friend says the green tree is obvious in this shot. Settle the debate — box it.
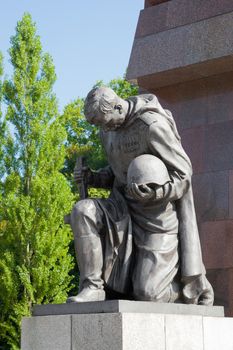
[0,52,6,182]
[0,14,74,349]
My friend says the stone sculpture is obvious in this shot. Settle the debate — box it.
[67,87,214,305]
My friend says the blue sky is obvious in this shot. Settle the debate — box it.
[1,0,143,111]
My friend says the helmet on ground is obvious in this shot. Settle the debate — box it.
[127,154,170,186]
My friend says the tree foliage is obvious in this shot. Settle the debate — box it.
[0,11,139,349]
[0,14,74,349]
[0,52,6,182]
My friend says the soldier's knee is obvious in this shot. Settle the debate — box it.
[70,199,98,235]
[133,277,164,301]
[133,281,171,302]
[72,199,96,219]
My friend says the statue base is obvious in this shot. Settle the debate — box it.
[21,301,233,350]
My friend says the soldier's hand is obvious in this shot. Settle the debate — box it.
[198,280,214,306]
[154,186,164,200]
[127,183,155,201]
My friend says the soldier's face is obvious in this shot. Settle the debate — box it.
[92,108,125,131]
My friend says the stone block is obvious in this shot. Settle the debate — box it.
[139,0,233,38]
[21,315,71,350]
[203,316,233,350]
[138,2,170,36]
[200,221,233,269]
[167,0,233,33]
[205,72,233,125]
[22,311,233,350]
[165,314,203,350]
[177,99,207,132]
[33,300,224,317]
[181,127,205,174]
[205,120,233,172]
[229,170,233,218]
[207,268,233,316]
[156,72,233,130]
[192,171,229,222]
[127,12,233,89]
[72,313,122,350]
[122,313,165,350]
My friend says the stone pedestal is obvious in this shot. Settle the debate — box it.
[126,0,233,316]
[21,301,233,350]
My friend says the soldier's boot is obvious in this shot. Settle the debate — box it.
[67,234,105,303]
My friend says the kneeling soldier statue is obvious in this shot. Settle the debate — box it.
[67,87,214,305]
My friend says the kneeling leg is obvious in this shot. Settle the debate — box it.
[67,199,105,303]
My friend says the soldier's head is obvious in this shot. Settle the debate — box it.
[84,86,129,131]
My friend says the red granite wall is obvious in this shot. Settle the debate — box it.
[153,72,233,316]
[127,0,233,316]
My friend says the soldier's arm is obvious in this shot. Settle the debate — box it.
[148,120,192,201]
[154,171,190,202]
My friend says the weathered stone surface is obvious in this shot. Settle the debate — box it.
[205,120,233,172]
[203,316,233,350]
[173,116,233,175]
[166,314,203,350]
[127,12,233,88]
[200,221,233,269]
[140,2,169,32]
[21,312,233,350]
[205,72,233,125]
[33,300,224,317]
[139,0,233,38]
[181,127,205,174]
[192,172,229,222]
[156,72,233,131]
[207,268,233,317]
[159,95,233,176]
[229,170,233,218]
[122,313,165,350]
[21,315,71,350]
[72,313,122,350]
